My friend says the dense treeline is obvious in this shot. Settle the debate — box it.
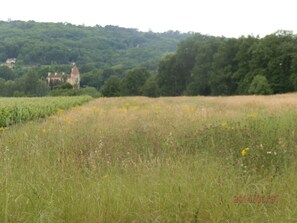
[100,30,297,97]
[0,20,191,71]
[100,67,160,97]
[1,20,296,97]
[0,63,157,97]
[156,30,297,96]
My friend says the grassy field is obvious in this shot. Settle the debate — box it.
[1,94,297,222]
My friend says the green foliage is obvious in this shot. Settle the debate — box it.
[0,96,92,127]
[157,54,183,96]
[0,66,14,80]
[157,31,297,96]
[49,87,101,97]
[101,75,121,97]
[0,20,191,71]
[142,76,160,97]
[53,82,73,90]
[3,20,297,97]
[22,71,48,96]
[80,69,105,90]
[248,75,273,95]
[120,68,150,96]
[0,71,49,97]
[0,78,5,95]
[0,20,190,97]
[290,73,297,91]
[79,87,101,98]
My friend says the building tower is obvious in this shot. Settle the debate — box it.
[67,65,80,88]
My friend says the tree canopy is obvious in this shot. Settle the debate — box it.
[156,31,297,96]
[1,20,297,97]
[0,20,191,71]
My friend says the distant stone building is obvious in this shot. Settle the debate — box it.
[4,58,16,69]
[6,58,16,64]
[46,72,65,86]
[67,65,80,88]
[46,65,80,88]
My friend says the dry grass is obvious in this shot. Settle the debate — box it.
[1,95,297,222]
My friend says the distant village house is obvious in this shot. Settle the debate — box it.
[1,58,16,69]
[47,65,80,88]
[6,58,16,64]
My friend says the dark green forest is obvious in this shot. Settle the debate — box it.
[157,30,297,96]
[102,30,297,97]
[0,20,190,69]
[0,20,191,97]
[0,20,296,97]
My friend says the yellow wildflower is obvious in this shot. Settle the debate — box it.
[242,150,247,156]
[221,122,228,129]
[241,147,250,156]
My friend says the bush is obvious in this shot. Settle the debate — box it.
[49,87,101,97]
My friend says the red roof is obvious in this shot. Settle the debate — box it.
[71,65,79,76]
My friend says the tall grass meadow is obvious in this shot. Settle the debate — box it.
[1,94,297,222]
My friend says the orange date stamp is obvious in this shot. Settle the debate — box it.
[234,195,278,204]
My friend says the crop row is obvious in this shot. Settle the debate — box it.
[0,96,92,127]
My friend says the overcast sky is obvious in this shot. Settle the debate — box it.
[0,0,296,37]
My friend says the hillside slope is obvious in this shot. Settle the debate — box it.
[0,20,192,71]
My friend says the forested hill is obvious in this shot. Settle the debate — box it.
[2,20,297,97]
[0,20,192,70]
